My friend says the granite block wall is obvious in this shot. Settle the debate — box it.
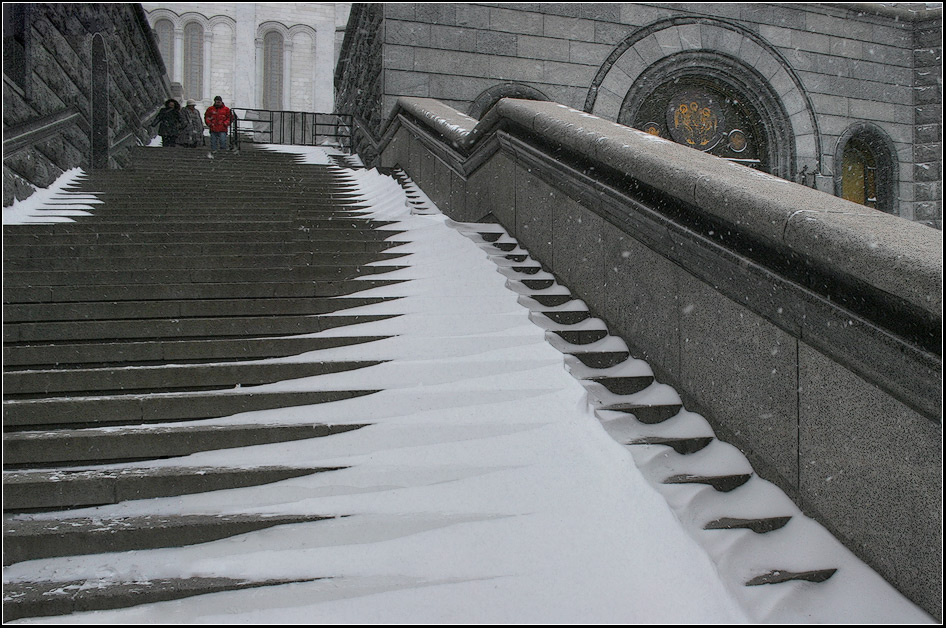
[3,4,169,206]
[338,2,942,228]
[376,97,942,616]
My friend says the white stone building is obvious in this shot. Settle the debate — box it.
[141,3,351,112]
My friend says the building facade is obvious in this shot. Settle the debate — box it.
[336,3,943,228]
[141,2,351,113]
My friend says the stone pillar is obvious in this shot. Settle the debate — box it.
[315,22,334,113]
[283,40,293,110]
[309,39,322,113]
[202,30,212,102]
[172,27,184,84]
[254,37,264,107]
[234,3,257,109]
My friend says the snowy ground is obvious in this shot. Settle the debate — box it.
[2,146,934,623]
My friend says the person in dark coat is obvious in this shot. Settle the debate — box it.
[151,98,184,147]
[179,99,205,147]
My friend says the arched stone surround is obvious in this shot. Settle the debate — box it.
[586,17,822,181]
[834,122,901,216]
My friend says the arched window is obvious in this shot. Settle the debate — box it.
[630,80,768,172]
[841,139,877,208]
[182,22,203,100]
[262,31,283,110]
[834,124,898,215]
[617,52,795,180]
[154,19,174,76]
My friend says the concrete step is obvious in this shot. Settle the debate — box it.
[541,310,591,325]
[4,313,396,343]
[2,228,403,246]
[549,328,609,345]
[2,251,409,272]
[582,375,655,396]
[3,513,335,564]
[7,219,398,234]
[3,335,387,369]
[3,576,322,622]
[2,264,406,287]
[567,351,631,369]
[3,389,379,431]
[625,436,714,455]
[4,465,344,512]
[4,279,405,303]
[745,569,837,586]
[3,360,382,398]
[594,404,684,424]
[3,423,368,468]
[703,516,792,534]
[3,296,396,323]
[663,473,753,492]
[2,240,407,259]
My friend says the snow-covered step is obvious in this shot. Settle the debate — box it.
[3,360,382,397]
[3,466,344,512]
[4,313,397,343]
[3,576,323,622]
[3,278,407,304]
[2,335,387,369]
[2,296,396,324]
[445,214,854,605]
[3,423,367,468]
[3,513,337,564]
[4,378,379,433]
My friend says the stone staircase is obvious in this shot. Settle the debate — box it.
[2,147,929,622]
[445,218,847,591]
[2,145,403,619]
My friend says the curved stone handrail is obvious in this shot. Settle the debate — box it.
[389,97,942,322]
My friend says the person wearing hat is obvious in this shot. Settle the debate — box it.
[179,99,204,148]
[204,95,233,158]
[150,98,184,147]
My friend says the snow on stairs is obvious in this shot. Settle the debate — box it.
[440,215,842,593]
[1,145,404,619]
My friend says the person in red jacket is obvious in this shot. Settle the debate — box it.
[204,96,233,158]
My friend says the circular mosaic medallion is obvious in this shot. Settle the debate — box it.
[665,89,725,151]
[728,129,748,153]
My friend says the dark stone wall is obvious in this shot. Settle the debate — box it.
[913,13,943,228]
[334,3,384,164]
[378,97,943,618]
[3,4,169,206]
[335,2,943,228]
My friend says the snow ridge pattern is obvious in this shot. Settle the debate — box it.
[3,147,931,623]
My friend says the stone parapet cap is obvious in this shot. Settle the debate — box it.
[392,96,943,321]
[394,97,478,149]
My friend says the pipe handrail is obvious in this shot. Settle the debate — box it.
[231,108,353,151]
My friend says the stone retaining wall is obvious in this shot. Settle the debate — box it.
[336,3,942,228]
[377,95,943,617]
[3,4,169,206]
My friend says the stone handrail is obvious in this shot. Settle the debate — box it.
[376,96,942,617]
[2,106,89,157]
[389,97,943,325]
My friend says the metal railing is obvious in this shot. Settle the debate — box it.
[232,109,353,151]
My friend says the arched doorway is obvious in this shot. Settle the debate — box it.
[835,123,899,215]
